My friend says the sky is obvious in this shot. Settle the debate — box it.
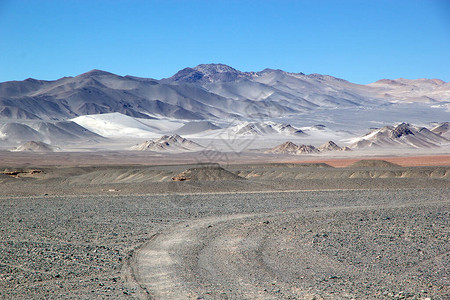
[0,0,449,84]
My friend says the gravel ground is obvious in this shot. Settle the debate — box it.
[0,187,449,299]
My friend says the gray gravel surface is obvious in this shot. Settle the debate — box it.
[1,188,449,299]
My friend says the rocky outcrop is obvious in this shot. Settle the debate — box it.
[267,140,349,155]
[131,134,203,152]
[266,142,319,155]
[318,141,351,152]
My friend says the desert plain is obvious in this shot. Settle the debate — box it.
[0,152,448,300]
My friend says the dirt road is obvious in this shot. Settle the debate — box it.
[130,192,449,299]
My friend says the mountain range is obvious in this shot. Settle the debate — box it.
[266,140,350,155]
[350,123,449,149]
[0,63,448,151]
[1,64,448,122]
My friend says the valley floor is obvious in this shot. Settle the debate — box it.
[0,154,449,299]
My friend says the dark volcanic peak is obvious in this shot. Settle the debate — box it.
[194,63,242,74]
[167,63,251,83]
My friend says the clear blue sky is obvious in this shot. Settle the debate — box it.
[0,0,449,84]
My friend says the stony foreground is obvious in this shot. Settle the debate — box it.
[0,188,449,299]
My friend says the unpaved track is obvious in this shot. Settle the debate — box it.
[132,199,450,299]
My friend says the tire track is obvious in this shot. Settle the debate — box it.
[131,199,450,299]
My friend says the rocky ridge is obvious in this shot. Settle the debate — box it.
[350,123,449,149]
[130,134,203,152]
[266,140,349,155]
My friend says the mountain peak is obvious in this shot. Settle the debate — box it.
[390,123,414,138]
[193,63,242,74]
[78,69,116,77]
[317,140,350,152]
[266,141,319,155]
[166,63,249,83]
